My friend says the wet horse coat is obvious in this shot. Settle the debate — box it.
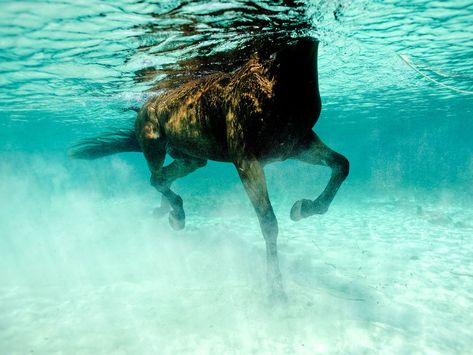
[70,38,349,298]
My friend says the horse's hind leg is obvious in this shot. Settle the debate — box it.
[143,140,206,230]
[235,158,286,300]
[289,131,349,221]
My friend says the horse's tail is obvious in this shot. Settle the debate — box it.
[68,128,142,160]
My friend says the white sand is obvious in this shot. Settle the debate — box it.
[1,157,472,354]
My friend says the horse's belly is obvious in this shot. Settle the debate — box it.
[167,137,230,162]
[164,113,230,162]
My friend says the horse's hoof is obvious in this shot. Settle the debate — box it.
[169,210,185,230]
[153,206,170,218]
[290,199,312,221]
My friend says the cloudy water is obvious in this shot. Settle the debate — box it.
[1,0,473,353]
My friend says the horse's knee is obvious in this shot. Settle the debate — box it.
[150,174,167,188]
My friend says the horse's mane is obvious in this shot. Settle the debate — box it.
[131,0,311,91]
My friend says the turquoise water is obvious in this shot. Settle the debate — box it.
[1,1,473,353]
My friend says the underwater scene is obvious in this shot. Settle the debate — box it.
[1,0,472,353]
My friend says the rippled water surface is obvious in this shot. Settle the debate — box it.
[1,0,473,353]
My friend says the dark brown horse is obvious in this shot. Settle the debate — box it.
[70,37,349,299]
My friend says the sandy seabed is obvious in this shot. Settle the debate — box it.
[1,157,472,354]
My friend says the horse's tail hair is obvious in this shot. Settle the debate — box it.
[68,128,142,160]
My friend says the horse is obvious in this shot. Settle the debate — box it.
[69,37,349,299]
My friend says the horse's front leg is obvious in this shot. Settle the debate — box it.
[289,131,349,221]
[142,137,207,230]
[235,158,286,301]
